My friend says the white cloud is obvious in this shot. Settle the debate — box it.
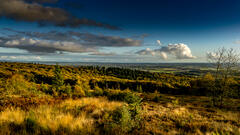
[136,48,156,56]
[5,40,20,46]
[0,55,42,60]
[156,40,162,46]
[159,52,167,60]
[160,43,196,59]
[136,43,196,60]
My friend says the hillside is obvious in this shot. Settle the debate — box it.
[0,62,239,135]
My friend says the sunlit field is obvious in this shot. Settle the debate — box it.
[0,62,239,135]
[1,0,240,134]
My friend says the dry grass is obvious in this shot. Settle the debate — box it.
[0,95,239,135]
[60,97,123,112]
[0,108,25,125]
[141,101,240,135]
[0,97,123,134]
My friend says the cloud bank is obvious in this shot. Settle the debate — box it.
[0,55,42,60]
[0,0,119,29]
[0,30,142,54]
[136,43,196,59]
[1,37,96,53]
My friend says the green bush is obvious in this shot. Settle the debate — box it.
[104,91,143,134]
[4,74,39,96]
[107,103,143,134]
[106,90,142,104]
[111,105,133,133]
[58,84,72,97]
[40,83,52,95]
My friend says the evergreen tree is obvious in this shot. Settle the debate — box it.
[52,64,64,90]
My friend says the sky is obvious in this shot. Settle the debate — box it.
[0,0,240,63]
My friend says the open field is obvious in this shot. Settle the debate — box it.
[0,94,239,135]
[0,62,239,135]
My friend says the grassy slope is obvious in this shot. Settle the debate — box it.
[0,95,239,135]
[0,62,239,134]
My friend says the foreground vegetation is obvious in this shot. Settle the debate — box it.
[0,62,239,134]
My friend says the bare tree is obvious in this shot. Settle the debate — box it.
[207,47,239,107]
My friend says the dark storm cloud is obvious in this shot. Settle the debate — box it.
[0,37,97,54]
[3,29,142,47]
[0,0,119,30]
[68,32,142,47]
[0,30,142,54]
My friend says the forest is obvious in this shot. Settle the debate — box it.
[0,61,239,135]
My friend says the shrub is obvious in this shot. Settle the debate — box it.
[104,91,143,134]
[73,85,86,97]
[58,84,72,97]
[93,85,104,96]
[123,92,142,105]
[40,83,51,94]
[106,90,142,104]
[107,103,143,134]
[110,105,133,133]
[4,74,39,96]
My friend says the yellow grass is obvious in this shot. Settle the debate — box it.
[0,96,239,135]
[0,97,123,133]
[0,108,25,125]
[142,102,240,135]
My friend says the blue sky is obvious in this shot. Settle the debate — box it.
[0,0,240,62]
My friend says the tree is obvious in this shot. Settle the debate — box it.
[52,64,64,91]
[207,47,239,107]
[197,72,215,95]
